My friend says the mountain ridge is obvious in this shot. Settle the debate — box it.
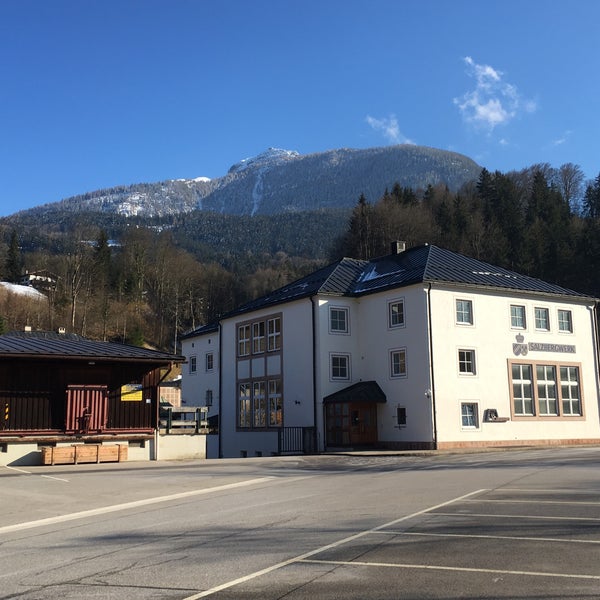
[10,144,482,219]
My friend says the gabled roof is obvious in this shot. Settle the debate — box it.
[183,245,595,337]
[0,331,185,363]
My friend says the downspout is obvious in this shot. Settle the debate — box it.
[311,296,318,451]
[218,322,223,459]
[590,301,600,421]
[426,283,438,449]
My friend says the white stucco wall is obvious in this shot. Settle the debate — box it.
[219,299,315,458]
[429,285,600,446]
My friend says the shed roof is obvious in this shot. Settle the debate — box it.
[0,331,185,364]
[323,381,387,404]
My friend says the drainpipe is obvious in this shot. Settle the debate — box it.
[426,283,438,448]
[590,301,600,416]
[218,322,223,459]
[311,296,319,451]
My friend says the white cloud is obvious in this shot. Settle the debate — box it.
[454,57,536,131]
[366,114,414,144]
[551,130,572,146]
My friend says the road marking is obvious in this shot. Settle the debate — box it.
[0,477,275,535]
[378,530,600,545]
[182,489,487,599]
[300,558,600,580]
[3,466,31,475]
[433,511,600,522]
[41,475,70,482]
[465,498,600,506]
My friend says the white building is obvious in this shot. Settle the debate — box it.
[181,243,600,458]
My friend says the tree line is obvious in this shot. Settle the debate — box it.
[1,162,599,350]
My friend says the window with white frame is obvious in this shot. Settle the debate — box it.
[458,349,476,375]
[390,348,407,378]
[558,309,573,333]
[267,316,281,351]
[510,361,582,417]
[388,299,405,328]
[331,354,350,380]
[456,299,473,325]
[329,307,349,334]
[252,321,265,354]
[535,307,550,331]
[537,365,557,415]
[205,352,214,372]
[461,402,479,428]
[510,304,527,329]
[189,355,197,374]
[560,366,581,415]
[238,325,250,357]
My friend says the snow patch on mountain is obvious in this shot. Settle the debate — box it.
[228,148,300,174]
[0,282,47,300]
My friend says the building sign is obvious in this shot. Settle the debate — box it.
[121,384,143,401]
[512,334,575,356]
[528,342,576,353]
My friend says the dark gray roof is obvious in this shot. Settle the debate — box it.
[184,245,594,336]
[323,381,387,404]
[0,331,185,363]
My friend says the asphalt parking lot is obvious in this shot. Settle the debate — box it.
[1,448,600,599]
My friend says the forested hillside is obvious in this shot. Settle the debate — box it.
[0,162,598,351]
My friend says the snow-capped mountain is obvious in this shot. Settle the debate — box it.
[10,145,482,219]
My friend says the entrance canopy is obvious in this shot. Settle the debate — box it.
[323,381,386,404]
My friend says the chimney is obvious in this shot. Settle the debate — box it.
[391,241,406,255]
[58,327,66,334]
[24,325,32,332]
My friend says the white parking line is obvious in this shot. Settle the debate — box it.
[465,498,600,506]
[434,511,600,522]
[377,530,600,545]
[182,489,487,599]
[300,558,600,580]
[3,465,69,482]
[0,477,275,535]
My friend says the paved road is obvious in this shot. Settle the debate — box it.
[1,447,600,599]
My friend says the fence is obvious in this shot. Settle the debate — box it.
[278,426,317,454]
[160,406,208,434]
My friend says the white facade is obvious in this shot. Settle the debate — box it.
[181,247,600,458]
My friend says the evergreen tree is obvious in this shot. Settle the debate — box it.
[5,230,22,283]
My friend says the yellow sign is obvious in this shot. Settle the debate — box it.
[121,384,143,402]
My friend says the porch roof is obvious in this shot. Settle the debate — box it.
[323,381,386,404]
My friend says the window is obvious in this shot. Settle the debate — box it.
[189,355,197,374]
[238,383,251,427]
[535,307,550,331]
[461,403,479,428]
[330,307,349,333]
[205,352,214,372]
[390,349,407,378]
[331,354,350,380]
[561,366,581,415]
[558,309,573,333]
[397,406,407,426]
[252,381,266,427]
[238,379,283,429]
[537,365,557,415]
[252,321,265,354]
[267,317,281,351]
[238,325,250,357]
[389,299,405,328]
[268,380,283,426]
[512,363,534,415]
[205,389,213,406]
[510,362,582,417]
[456,299,473,325]
[511,305,527,329]
[458,349,476,375]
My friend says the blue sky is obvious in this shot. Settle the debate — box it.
[1,0,599,216]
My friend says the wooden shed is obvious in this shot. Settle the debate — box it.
[0,330,185,464]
